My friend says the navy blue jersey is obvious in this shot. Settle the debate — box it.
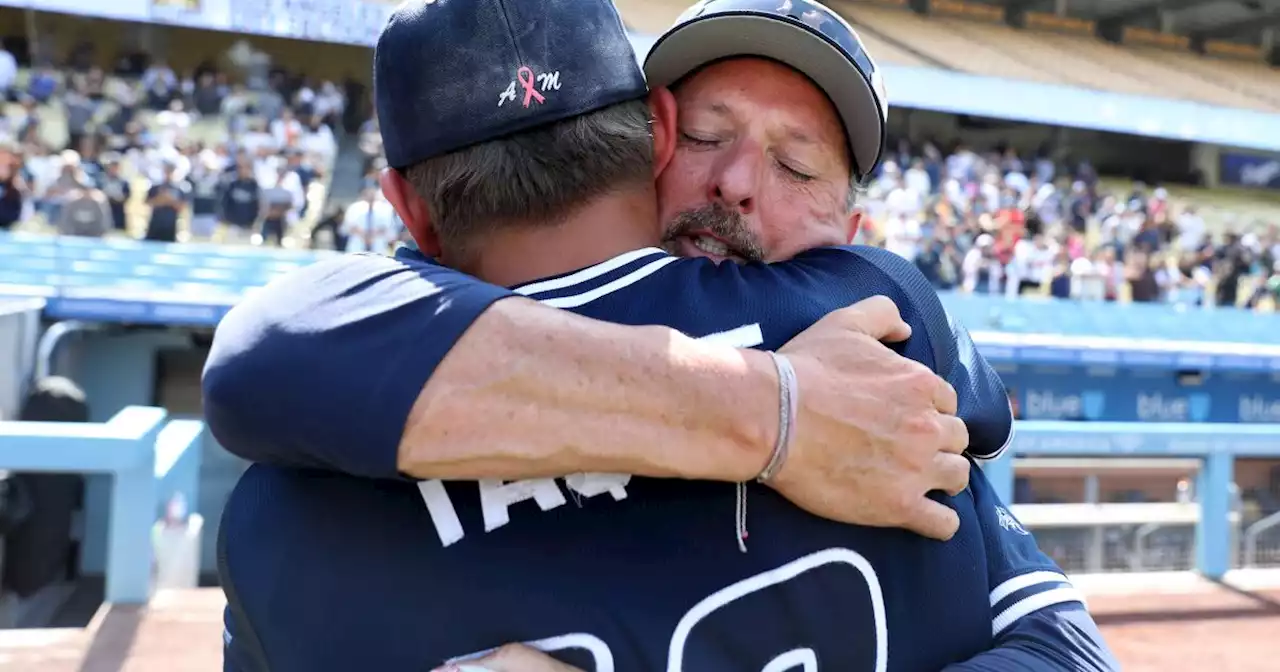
[221,462,1111,671]
[210,246,1115,671]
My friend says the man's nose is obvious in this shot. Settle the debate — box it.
[708,144,762,214]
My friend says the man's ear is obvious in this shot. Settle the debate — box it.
[381,168,440,257]
[844,207,863,244]
[647,87,677,179]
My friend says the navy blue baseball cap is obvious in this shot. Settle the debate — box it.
[375,0,649,170]
[644,0,889,183]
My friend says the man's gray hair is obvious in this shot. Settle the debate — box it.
[845,178,864,213]
[403,98,653,259]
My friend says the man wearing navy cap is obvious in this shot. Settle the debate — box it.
[211,0,1115,670]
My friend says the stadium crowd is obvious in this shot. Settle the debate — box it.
[0,41,357,248]
[0,40,1277,310]
[864,140,1280,310]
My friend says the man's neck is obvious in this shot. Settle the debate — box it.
[459,190,662,288]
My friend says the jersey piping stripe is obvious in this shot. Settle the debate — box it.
[989,570,1071,606]
[539,257,681,309]
[514,247,667,296]
[974,399,1017,462]
[992,586,1087,637]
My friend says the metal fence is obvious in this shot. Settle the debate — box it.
[985,421,1280,578]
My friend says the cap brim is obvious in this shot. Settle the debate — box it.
[643,13,885,182]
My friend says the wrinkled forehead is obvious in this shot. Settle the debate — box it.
[673,57,852,171]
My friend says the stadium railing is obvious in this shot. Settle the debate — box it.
[0,407,204,604]
[984,421,1280,579]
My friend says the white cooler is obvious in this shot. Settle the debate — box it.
[152,514,204,591]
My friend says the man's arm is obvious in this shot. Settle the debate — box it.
[204,253,776,482]
[397,293,779,482]
[944,465,1119,671]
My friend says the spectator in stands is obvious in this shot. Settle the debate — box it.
[63,80,98,152]
[0,144,26,231]
[97,154,130,232]
[189,153,224,239]
[14,96,39,143]
[293,78,317,115]
[904,157,931,197]
[221,160,262,243]
[239,118,275,157]
[144,161,189,242]
[53,181,112,238]
[0,44,16,102]
[191,72,224,117]
[1175,204,1205,252]
[300,113,336,165]
[340,186,398,255]
[1215,234,1249,307]
[1006,234,1053,296]
[259,165,297,247]
[39,150,90,225]
[286,150,318,192]
[255,78,286,121]
[154,100,192,149]
[270,107,303,148]
[26,67,57,105]
[358,113,382,173]
[962,233,1001,294]
[1125,250,1161,303]
[882,174,922,261]
[101,77,138,135]
[142,59,178,110]
[310,203,347,251]
[312,81,345,130]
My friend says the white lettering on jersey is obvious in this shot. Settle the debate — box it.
[668,547,888,672]
[762,649,817,672]
[449,632,614,672]
[479,478,567,531]
[418,480,465,547]
[418,474,633,547]
[447,549,886,671]
[564,472,632,501]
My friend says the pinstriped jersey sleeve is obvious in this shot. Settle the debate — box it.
[945,462,1119,671]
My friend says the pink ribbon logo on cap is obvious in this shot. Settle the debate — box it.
[517,66,546,107]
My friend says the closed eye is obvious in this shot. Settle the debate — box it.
[778,161,815,182]
[680,132,718,147]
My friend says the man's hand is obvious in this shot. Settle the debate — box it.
[434,644,584,672]
[770,296,971,541]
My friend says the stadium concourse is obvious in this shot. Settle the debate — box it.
[1,0,1280,669]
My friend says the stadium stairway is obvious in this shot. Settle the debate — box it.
[326,133,369,207]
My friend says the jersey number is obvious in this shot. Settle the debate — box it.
[453,548,889,672]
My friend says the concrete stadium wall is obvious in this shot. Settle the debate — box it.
[0,298,40,422]
[50,330,241,577]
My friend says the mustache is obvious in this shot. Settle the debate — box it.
[661,204,766,263]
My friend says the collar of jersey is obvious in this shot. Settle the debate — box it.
[511,247,670,296]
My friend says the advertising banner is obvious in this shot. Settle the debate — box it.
[1220,152,1280,190]
[1002,365,1280,423]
